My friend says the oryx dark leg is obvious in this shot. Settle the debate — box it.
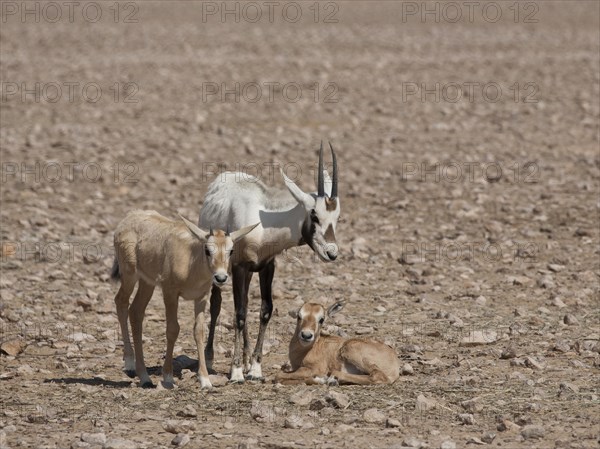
[242,270,253,372]
[230,264,249,383]
[247,259,275,380]
[204,285,222,374]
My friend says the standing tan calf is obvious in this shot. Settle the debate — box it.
[276,301,400,385]
[111,210,258,389]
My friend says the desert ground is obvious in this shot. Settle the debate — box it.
[0,1,599,448]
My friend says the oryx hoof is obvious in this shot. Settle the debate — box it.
[124,370,136,379]
[140,381,155,389]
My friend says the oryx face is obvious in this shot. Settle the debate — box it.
[294,300,345,346]
[283,141,341,263]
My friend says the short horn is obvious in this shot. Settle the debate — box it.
[317,140,325,197]
[209,227,214,236]
[226,224,230,236]
[329,141,338,198]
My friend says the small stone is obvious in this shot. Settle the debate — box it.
[171,433,190,447]
[355,326,374,335]
[386,418,402,428]
[103,438,137,449]
[460,330,497,346]
[401,363,414,375]
[524,356,544,370]
[289,389,314,406]
[162,420,195,434]
[466,437,485,445]
[0,339,26,356]
[481,432,496,444]
[564,314,578,326]
[497,419,521,432]
[363,408,386,424]
[521,424,545,440]
[548,264,564,272]
[284,415,304,429]
[325,391,349,409]
[537,275,555,289]
[402,436,424,448]
[460,399,482,413]
[440,441,456,449]
[458,413,474,425]
[500,346,517,359]
[81,432,106,445]
[475,296,487,306]
[552,297,567,308]
[178,405,197,418]
[415,394,437,412]
[335,424,354,433]
[320,427,330,435]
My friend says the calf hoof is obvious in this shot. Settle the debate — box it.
[141,381,155,389]
[124,370,136,378]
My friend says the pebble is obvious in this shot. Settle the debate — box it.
[162,420,195,434]
[552,297,567,308]
[386,418,402,428]
[415,394,437,412]
[401,363,414,375]
[564,314,579,325]
[402,436,425,448]
[81,432,106,445]
[440,441,456,449]
[458,413,474,425]
[500,347,517,359]
[289,389,314,406]
[363,408,386,424]
[521,424,545,440]
[481,432,496,443]
[284,415,304,429]
[0,339,26,356]
[178,405,197,418]
[335,424,354,433]
[171,433,190,447]
[460,330,497,346]
[325,391,350,409]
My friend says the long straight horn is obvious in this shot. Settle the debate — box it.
[317,140,325,197]
[329,141,338,198]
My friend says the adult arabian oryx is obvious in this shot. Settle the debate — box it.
[199,142,340,382]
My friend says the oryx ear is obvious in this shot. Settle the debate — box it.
[327,300,346,317]
[231,222,260,242]
[323,169,333,198]
[281,168,315,209]
[180,215,209,241]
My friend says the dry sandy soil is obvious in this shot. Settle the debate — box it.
[1,1,599,448]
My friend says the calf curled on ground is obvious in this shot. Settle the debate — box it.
[111,209,258,389]
[275,301,400,385]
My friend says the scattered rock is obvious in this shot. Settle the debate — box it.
[552,297,566,308]
[325,391,350,409]
[415,394,437,412]
[497,419,521,432]
[524,356,545,370]
[458,413,474,425]
[564,314,579,326]
[178,405,197,418]
[284,415,304,429]
[363,408,386,424]
[440,441,456,449]
[81,433,106,445]
[460,330,497,346]
[402,436,425,448]
[0,339,26,356]
[335,424,354,433]
[386,418,402,428]
[289,389,314,406]
[171,433,190,447]
[521,424,545,440]
[162,420,195,434]
[460,399,482,414]
[500,346,517,359]
[401,363,414,375]
[481,432,496,444]
[466,437,485,445]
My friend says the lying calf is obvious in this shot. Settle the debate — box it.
[276,301,400,385]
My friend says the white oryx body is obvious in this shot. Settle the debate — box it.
[199,142,341,382]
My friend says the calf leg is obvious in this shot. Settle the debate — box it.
[129,280,155,387]
[113,275,136,377]
[248,259,275,380]
[194,296,212,389]
[204,285,222,374]
[161,292,179,387]
[329,369,390,385]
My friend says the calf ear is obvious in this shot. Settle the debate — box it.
[327,300,346,317]
[180,215,209,240]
